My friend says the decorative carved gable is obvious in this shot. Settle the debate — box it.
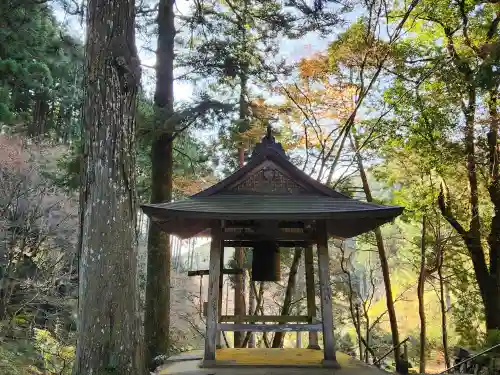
[229,164,309,194]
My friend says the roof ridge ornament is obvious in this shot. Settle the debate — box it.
[251,123,287,159]
[266,122,273,140]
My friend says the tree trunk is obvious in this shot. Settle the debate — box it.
[351,133,400,361]
[355,304,363,361]
[31,96,48,139]
[363,305,370,363]
[272,248,302,348]
[30,97,39,138]
[295,255,305,348]
[418,216,426,374]
[438,254,450,368]
[62,106,73,144]
[73,0,144,372]
[339,244,363,361]
[241,281,269,347]
[487,89,500,338]
[145,0,175,368]
[248,276,255,347]
[189,238,194,270]
[234,75,248,348]
[438,87,500,333]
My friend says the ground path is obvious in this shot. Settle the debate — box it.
[157,348,391,375]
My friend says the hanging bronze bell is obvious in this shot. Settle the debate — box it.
[251,240,281,282]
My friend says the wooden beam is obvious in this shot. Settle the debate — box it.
[218,323,323,332]
[204,221,222,362]
[220,315,311,323]
[224,221,310,229]
[221,231,314,242]
[188,268,243,277]
[316,220,340,368]
[305,244,320,350]
[224,240,312,248]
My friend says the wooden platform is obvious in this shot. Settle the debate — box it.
[157,348,390,375]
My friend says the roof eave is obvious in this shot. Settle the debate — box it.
[141,203,404,221]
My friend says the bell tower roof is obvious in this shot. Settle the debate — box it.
[140,124,404,239]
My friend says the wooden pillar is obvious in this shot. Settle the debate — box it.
[305,245,320,350]
[216,246,224,348]
[316,220,340,368]
[203,221,222,364]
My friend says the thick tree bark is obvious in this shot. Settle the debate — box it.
[351,133,400,360]
[145,0,175,367]
[418,216,426,374]
[73,0,145,373]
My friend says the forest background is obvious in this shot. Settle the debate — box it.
[1,0,500,374]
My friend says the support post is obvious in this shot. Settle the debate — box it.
[216,246,224,348]
[305,245,320,350]
[316,220,340,368]
[203,221,222,364]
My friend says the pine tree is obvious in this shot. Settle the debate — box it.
[179,0,292,347]
[0,0,83,141]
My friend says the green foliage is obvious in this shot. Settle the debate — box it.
[137,97,217,200]
[359,0,500,349]
[0,339,42,375]
[0,1,84,139]
[33,329,74,374]
[47,94,216,197]
[44,140,82,192]
[337,332,356,355]
[485,329,500,348]
[0,328,74,375]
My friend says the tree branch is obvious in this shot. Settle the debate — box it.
[487,12,500,40]
[437,179,469,240]
[456,0,478,53]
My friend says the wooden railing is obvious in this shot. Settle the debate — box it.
[373,336,412,368]
[220,315,313,323]
[439,343,500,374]
[218,323,322,332]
